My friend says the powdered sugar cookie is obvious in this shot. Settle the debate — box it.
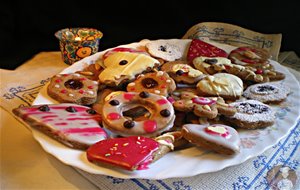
[101,91,175,137]
[47,73,99,105]
[225,100,275,129]
[182,124,240,155]
[196,73,243,100]
[243,82,290,103]
[13,104,107,150]
[127,71,176,97]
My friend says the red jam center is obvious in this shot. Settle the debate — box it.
[192,97,215,105]
[205,126,230,138]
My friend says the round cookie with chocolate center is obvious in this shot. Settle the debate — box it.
[224,100,275,129]
[243,82,290,103]
[127,71,176,97]
[47,73,99,105]
[101,91,175,137]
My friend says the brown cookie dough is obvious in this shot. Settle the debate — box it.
[229,46,271,67]
[193,57,264,83]
[173,91,236,119]
[243,82,290,103]
[47,73,98,105]
[161,60,205,84]
[224,100,275,129]
[101,91,175,137]
[182,124,240,155]
[127,71,176,97]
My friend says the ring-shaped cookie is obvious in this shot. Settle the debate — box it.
[127,71,176,97]
[47,73,98,105]
[102,91,175,137]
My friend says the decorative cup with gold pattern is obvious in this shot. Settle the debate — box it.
[55,28,103,65]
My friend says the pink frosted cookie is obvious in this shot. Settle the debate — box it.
[101,91,175,137]
[182,124,240,155]
[126,71,176,97]
[243,82,290,103]
[225,100,275,129]
[47,73,99,105]
[13,104,107,150]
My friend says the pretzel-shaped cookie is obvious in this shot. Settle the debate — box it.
[173,91,236,119]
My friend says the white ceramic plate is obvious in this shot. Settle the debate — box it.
[31,40,300,179]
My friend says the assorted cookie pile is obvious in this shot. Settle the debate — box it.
[13,39,291,171]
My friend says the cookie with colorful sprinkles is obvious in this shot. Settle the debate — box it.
[87,132,177,170]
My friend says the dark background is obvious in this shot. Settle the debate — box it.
[1,1,299,70]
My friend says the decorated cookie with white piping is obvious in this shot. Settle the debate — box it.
[101,91,175,137]
[243,82,290,104]
[224,100,275,129]
[12,104,107,150]
[126,71,176,97]
[193,56,264,83]
[173,91,236,119]
[228,46,271,67]
[161,60,205,84]
[196,73,243,100]
[47,73,99,105]
[182,124,240,155]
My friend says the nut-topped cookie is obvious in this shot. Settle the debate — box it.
[196,73,244,100]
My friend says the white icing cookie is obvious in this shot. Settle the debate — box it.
[99,52,160,86]
[146,39,191,61]
[196,73,243,100]
[101,91,175,137]
[243,82,290,103]
[182,124,240,155]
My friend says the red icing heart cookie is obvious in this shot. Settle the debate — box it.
[87,136,160,170]
[187,39,228,62]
